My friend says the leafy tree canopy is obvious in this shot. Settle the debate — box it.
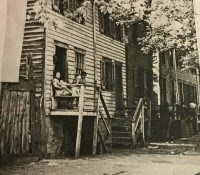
[31,0,198,68]
[96,0,198,68]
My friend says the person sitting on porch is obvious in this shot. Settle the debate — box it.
[52,72,72,96]
[79,71,87,86]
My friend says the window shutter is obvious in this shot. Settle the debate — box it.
[101,60,106,90]
[99,10,104,33]
[52,0,60,11]
[111,62,115,91]
[144,70,147,98]
[134,68,139,98]
[110,20,115,38]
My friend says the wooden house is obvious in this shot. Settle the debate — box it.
[15,0,127,157]
[151,49,200,140]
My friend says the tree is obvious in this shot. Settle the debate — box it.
[96,0,198,69]
[31,0,198,69]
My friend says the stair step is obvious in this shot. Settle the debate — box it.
[112,137,132,142]
[112,131,131,137]
[112,125,131,132]
[112,142,132,149]
[112,118,132,126]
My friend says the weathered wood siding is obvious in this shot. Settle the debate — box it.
[19,0,45,97]
[44,5,126,116]
[176,68,197,85]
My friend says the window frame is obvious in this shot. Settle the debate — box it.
[52,0,84,16]
[101,58,114,91]
[99,10,123,42]
[75,51,85,75]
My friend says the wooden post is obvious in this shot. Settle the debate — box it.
[147,100,151,141]
[142,105,145,145]
[131,122,136,148]
[75,86,84,159]
[92,116,98,155]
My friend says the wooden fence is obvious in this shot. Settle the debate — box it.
[0,79,44,156]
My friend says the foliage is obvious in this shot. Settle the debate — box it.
[96,0,198,68]
[29,0,198,68]
[27,0,90,29]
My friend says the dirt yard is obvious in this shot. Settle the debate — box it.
[1,134,200,175]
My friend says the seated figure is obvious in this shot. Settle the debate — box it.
[52,72,72,96]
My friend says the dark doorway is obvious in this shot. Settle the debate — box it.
[115,62,123,110]
[54,46,67,81]
[62,116,95,156]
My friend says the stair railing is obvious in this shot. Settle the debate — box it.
[131,98,145,147]
[96,89,111,153]
[99,90,111,119]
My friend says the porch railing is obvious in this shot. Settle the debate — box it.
[131,98,151,147]
[97,89,111,153]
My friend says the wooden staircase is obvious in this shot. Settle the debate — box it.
[112,117,132,148]
[112,98,151,149]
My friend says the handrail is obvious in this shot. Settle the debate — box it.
[131,98,145,147]
[99,90,111,119]
[99,108,111,135]
[132,98,143,123]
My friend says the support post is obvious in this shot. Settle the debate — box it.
[142,105,145,145]
[75,86,84,159]
[92,116,98,155]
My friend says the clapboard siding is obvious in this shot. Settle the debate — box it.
[44,4,126,115]
[19,0,45,97]
[176,68,197,85]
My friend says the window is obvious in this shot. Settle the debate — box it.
[101,58,113,91]
[178,81,183,104]
[99,11,123,41]
[169,49,174,67]
[161,77,167,104]
[53,46,67,81]
[159,51,166,65]
[171,81,175,103]
[52,0,83,15]
[75,52,84,75]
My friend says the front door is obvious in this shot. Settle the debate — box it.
[115,63,123,110]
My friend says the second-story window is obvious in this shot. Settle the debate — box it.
[53,0,83,15]
[99,12,123,41]
[159,51,166,65]
[101,58,114,91]
[75,52,84,75]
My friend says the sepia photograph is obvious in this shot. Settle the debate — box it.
[0,0,200,174]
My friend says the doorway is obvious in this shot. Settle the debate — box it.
[54,46,68,81]
[115,62,123,110]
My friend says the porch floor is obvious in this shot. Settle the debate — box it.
[50,110,97,116]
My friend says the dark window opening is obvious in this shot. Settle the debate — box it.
[169,50,174,67]
[75,52,84,75]
[161,77,167,104]
[171,81,175,103]
[52,0,84,20]
[178,81,183,104]
[146,70,152,98]
[99,11,123,41]
[159,51,166,65]
[54,46,68,81]
[101,58,113,91]
[135,68,144,98]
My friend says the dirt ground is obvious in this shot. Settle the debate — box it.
[1,153,200,175]
[1,134,200,175]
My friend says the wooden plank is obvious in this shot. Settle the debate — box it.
[0,91,11,154]
[75,86,84,158]
[6,91,15,154]
[92,116,98,155]
[9,91,18,153]
[99,91,111,119]
[25,92,31,153]
[30,92,36,154]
